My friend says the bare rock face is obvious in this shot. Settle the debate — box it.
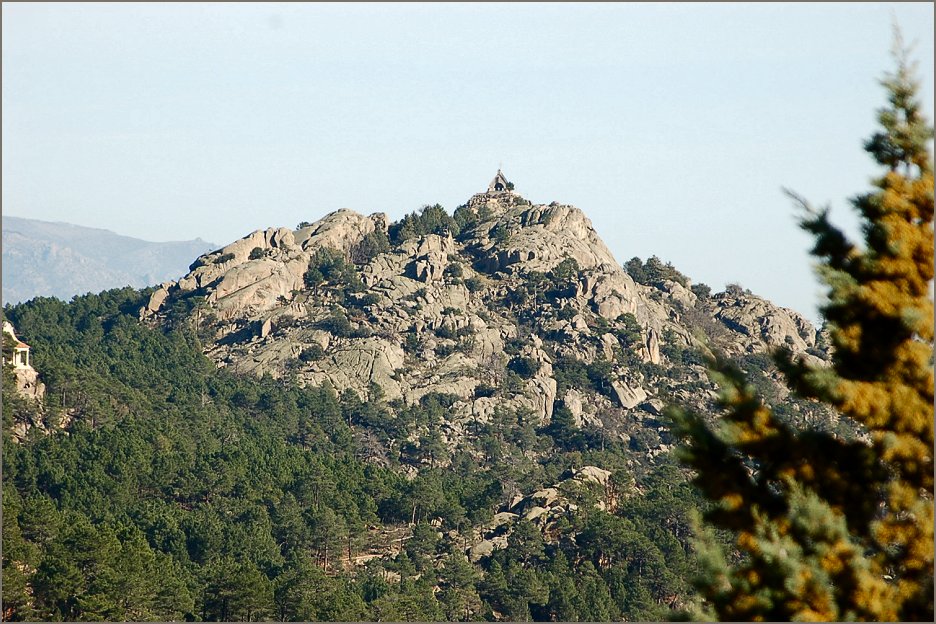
[317,337,406,401]
[472,464,616,553]
[177,227,292,292]
[573,465,612,487]
[478,203,621,276]
[599,333,618,360]
[528,376,558,424]
[2,321,47,440]
[209,256,309,320]
[11,364,44,402]
[661,279,697,309]
[643,327,661,364]
[466,461,636,561]
[611,382,648,410]
[141,282,174,318]
[469,536,508,563]
[143,211,385,323]
[408,235,455,283]
[295,209,383,253]
[563,388,585,427]
[711,291,817,354]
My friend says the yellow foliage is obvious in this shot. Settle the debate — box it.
[673,38,933,622]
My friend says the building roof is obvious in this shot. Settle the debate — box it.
[3,321,29,350]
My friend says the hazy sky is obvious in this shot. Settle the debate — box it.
[3,2,934,322]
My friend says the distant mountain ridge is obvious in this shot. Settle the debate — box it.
[1,216,216,304]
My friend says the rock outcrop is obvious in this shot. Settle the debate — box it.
[468,464,618,561]
[144,211,389,324]
[710,290,819,355]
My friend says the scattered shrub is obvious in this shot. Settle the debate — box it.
[549,257,580,284]
[418,392,460,409]
[544,258,581,300]
[350,229,391,264]
[586,359,614,397]
[349,292,381,308]
[388,204,460,245]
[503,337,526,356]
[508,356,541,379]
[453,204,478,232]
[304,247,363,293]
[315,312,353,338]
[474,384,497,398]
[299,344,326,362]
[490,222,510,244]
[725,282,750,296]
[553,356,589,393]
[502,371,526,394]
[553,356,617,397]
[444,263,464,278]
[624,256,689,289]
[435,325,456,340]
[464,277,484,293]
[404,332,422,353]
[691,283,712,299]
[276,315,300,331]
[614,313,643,348]
[435,343,455,358]
[660,338,705,367]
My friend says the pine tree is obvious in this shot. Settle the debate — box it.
[438,552,482,621]
[672,34,933,621]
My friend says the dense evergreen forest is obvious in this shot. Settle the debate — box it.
[2,286,712,621]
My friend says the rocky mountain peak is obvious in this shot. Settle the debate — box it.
[141,182,827,455]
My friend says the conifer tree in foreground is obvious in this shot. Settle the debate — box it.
[673,37,934,621]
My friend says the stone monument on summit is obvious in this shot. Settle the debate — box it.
[487,169,512,193]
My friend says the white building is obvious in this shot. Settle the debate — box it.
[3,320,32,369]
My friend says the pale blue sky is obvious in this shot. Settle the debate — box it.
[3,2,934,322]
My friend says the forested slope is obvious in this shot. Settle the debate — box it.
[3,287,709,621]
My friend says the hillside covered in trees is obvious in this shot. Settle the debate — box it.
[4,285,716,621]
[1,169,849,622]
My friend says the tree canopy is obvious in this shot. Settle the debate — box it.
[673,35,934,621]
